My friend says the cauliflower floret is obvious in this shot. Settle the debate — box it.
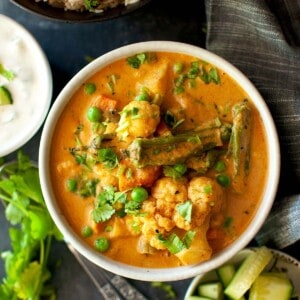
[152,177,188,203]
[155,214,175,231]
[173,210,192,231]
[152,177,188,217]
[140,217,166,250]
[150,177,191,231]
[116,100,160,141]
[188,176,224,227]
[175,219,212,265]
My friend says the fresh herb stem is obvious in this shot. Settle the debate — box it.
[0,150,63,300]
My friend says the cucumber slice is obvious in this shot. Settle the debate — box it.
[216,263,236,287]
[249,273,293,300]
[224,247,273,299]
[187,296,213,300]
[0,86,13,105]
[198,282,224,300]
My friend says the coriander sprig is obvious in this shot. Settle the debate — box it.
[0,151,63,300]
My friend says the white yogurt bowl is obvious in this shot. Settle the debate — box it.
[0,14,52,157]
[39,41,280,282]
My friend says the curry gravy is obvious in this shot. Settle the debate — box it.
[50,52,268,267]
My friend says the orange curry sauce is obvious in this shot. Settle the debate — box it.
[50,52,268,268]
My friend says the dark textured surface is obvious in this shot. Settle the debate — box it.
[0,1,205,299]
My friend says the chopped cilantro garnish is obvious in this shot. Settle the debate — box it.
[173,61,221,95]
[203,184,212,194]
[74,153,87,165]
[158,231,195,254]
[126,52,157,69]
[163,164,187,179]
[79,178,99,197]
[125,199,142,214]
[187,61,200,79]
[200,67,221,84]
[84,0,99,9]
[98,148,119,169]
[92,203,115,223]
[84,82,96,95]
[182,230,195,248]
[135,86,151,101]
[176,201,192,222]
[92,186,129,223]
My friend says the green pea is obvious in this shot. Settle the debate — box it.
[84,83,96,95]
[66,178,77,192]
[131,186,148,203]
[217,174,231,187]
[214,160,226,173]
[87,106,102,123]
[94,237,110,252]
[81,225,93,238]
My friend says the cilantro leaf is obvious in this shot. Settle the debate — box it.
[182,230,195,248]
[92,186,126,223]
[0,151,62,299]
[158,230,195,254]
[14,261,43,299]
[126,52,157,69]
[124,200,141,214]
[163,164,187,179]
[176,201,192,222]
[84,0,99,10]
[158,233,185,254]
[92,203,115,223]
[98,148,119,169]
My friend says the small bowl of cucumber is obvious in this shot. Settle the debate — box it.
[184,246,300,300]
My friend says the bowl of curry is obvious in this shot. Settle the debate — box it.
[39,41,280,281]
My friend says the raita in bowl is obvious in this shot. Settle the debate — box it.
[0,14,52,157]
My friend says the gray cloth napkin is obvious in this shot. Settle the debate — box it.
[205,0,300,249]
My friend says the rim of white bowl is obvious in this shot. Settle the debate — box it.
[39,41,280,282]
[0,14,53,157]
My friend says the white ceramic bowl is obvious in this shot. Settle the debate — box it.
[0,14,52,157]
[184,247,300,299]
[39,41,280,282]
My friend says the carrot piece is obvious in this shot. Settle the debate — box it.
[91,94,117,111]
